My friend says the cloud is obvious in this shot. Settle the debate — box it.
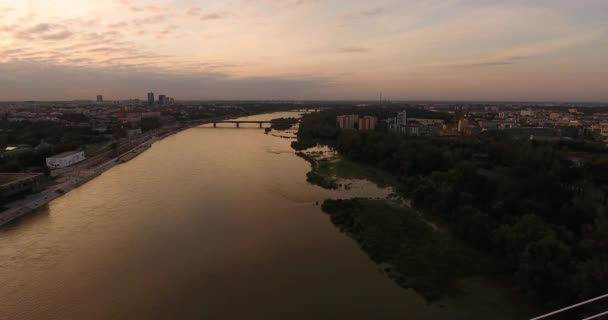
[26,23,53,33]
[295,0,321,4]
[336,46,370,53]
[359,7,384,17]
[10,23,73,41]
[133,14,170,26]
[201,13,228,21]
[0,0,607,101]
[108,22,128,28]
[40,30,73,40]
[0,48,25,55]
[453,56,525,68]
[0,61,335,100]
[344,7,384,21]
[184,7,228,20]
[186,7,201,16]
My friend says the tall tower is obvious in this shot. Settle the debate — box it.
[96,95,103,103]
[158,95,166,106]
[147,92,155,107]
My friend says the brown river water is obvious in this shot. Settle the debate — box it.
[0,112,534,319]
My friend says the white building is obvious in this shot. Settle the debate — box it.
[396,111,407,127]
[46,150,86,169]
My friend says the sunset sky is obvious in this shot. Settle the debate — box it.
[0,0,607,101]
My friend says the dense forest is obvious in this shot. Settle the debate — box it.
[297,108,608,315]
[270,117,299,130]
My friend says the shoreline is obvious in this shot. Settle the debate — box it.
[0,120,208,227]
[0,110,301,228]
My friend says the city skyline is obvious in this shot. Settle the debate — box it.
[0,0,607,101]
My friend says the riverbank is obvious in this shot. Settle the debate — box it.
[0,139,155,227]
[0,110,539,320]
[294,145,537,316]
[0,110,301,227]
[0,118,224,227]
[321,197,497,301]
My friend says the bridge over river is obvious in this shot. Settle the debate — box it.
[211,120,295,128]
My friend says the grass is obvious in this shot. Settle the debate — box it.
[295,150,399,190]
[320,157,399,188]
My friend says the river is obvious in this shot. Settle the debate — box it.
[0,112,533,319]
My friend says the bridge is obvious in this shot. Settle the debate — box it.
[211,120,271,128]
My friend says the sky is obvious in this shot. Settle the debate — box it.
[0,0,607,101]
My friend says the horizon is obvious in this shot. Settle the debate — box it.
[0,0,607,101]
[1,98,607,104]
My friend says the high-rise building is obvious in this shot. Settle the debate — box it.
[336,114,358,129]
[96,95,103,103]
[396,111,407,126]
[395,110,407,134]
[147,92,155,107]
[158,95,166,106]
[358,116,377,131]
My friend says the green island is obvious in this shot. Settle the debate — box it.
[294,106,608,316]
[270,117,299,131]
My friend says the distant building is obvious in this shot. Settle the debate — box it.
[405,120,441,136]
[127,128,142,137]
[158,95,166,106]
[478,120,502,130]
[147,92,155,107]
[521,110,535,117]
[358,116,377,131]
[592,123,608,137]
[396,111,407,127]
[388,110,408,134]
[46,150,86,169]
[96,95,103,103]
[549,113,562,120]
[336,114,359,129]
[408,118,444,126]
[141,111,161,119]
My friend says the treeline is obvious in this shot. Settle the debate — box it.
[297,106,451,143]
[298,109,608,314]
[0,120,109,172]
[322,198,493,301]
[270,117,299,131]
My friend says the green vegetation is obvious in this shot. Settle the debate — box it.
[297,105,451,141]
[322,198,494,301]
[141,117,161,132]
[291,140,317,151]
[270,117,299,130]
[297,150,397,189]
[297,108,608,315]
[295,152,338,189]
[0,120,109,172]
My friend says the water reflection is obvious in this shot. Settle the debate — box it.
[0,112,532,320]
